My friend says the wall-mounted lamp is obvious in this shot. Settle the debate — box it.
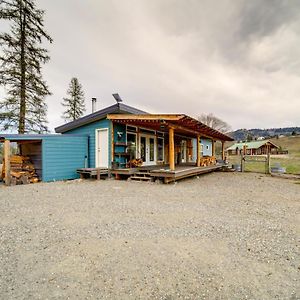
[117,131,123,140]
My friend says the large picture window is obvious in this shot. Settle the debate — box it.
[127,132,137,159]
[157,137,164,161]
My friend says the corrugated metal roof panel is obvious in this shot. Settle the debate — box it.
[226,140,279,150]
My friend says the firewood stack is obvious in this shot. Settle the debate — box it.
[127,158,143,168]
[2,155,39,185]
[200,156,216,167]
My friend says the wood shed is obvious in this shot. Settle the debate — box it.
[1,134,88,184]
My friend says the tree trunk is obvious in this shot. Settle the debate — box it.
[18,6,26,134]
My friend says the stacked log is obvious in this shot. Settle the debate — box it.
[2,155,39,185]
[127,158,143,168]
[200,156,216,167]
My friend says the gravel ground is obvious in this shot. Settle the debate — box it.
[0,172,299,299]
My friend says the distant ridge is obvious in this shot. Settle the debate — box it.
[230,127,300,141]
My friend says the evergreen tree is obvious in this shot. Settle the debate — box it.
[62,78,86,121]
[0,0,52,133]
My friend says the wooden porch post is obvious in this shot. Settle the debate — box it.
[212,139,215,157]
[221,141,225,161]
[196,135,201,167]
[169,127,175,171]
[4,140,11,186]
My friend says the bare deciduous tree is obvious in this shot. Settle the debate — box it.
[198,113,231,133]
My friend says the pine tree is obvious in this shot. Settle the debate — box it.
[62,78,86,121]
[0,0,52,133]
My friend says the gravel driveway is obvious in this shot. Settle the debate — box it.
[0,172,299,299]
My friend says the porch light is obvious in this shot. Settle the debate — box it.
[117,131,123,140]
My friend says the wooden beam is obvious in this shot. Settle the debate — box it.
[221,141,225,161]
[169,127,175,171]
[108,114,234,142]
[4,140,11,186]
[168,123,214,140]
[196,135,201,167]
[107,114,184,121]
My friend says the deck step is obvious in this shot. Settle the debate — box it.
[130,176,153,181]
[134,171,150,175]
[134,172,151,176]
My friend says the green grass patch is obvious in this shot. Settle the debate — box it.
[225,136,300,175]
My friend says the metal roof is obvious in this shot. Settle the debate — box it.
[55,103,147,133]
[226,140,279,150]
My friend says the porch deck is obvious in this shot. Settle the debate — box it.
[77,168,109,180]
[111,163,225,183]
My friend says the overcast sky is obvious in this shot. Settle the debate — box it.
[1,0,300,131]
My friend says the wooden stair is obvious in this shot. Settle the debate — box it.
[130,171,153,182]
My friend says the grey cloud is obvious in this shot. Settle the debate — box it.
[1,0,300,131]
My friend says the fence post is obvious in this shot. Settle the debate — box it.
[266,153,271,174]
[240,151,244,172]
[4,140,11,186]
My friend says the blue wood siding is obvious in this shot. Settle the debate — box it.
[193,138,213,157]
[201,138,213,156]
[42,135,88,182]
[63,119,111,168]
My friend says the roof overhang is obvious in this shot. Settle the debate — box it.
[107,114,234,141]
[55,103,147,133]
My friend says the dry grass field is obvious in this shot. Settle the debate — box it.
[0,173,299,299]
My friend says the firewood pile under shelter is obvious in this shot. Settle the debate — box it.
[2,155,39,185]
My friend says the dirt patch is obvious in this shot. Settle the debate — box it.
[0,172,299,299]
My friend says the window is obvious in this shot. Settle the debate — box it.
[126,125,137,132]
[206,145,209,150]
[149,137,155,162]
[127,132,137,159]
[140,128,155,134]
[157,137,164,161]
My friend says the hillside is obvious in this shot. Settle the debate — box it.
[230,127,300,141]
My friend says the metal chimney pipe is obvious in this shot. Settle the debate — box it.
[92,98,97,113]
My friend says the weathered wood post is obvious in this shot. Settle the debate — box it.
[169,127,175,171]
[221,141,225,161]
[266,149,271,174]
[4,139,11,186]
[196,135,201,167]
[240,150,244,172]
[212,139,215,157]
[241,145,247,172]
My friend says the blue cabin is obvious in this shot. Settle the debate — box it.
[55,102,233,173]
[1,102,233,184]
